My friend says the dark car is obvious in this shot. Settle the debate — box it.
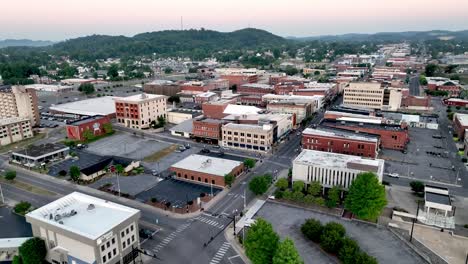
[139,229,153,239]
[200,148,210,153]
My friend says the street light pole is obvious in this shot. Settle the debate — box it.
[410,200,421,242]
[0,183,5,204]
[116,172,121,197]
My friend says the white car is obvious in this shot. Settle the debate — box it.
[388,173,400,178]
[268,195,275,200]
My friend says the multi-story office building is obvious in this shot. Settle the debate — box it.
[0,117,33,146]
[26,192,141,264]
[0,86,40,126]
[192,117,224,144]
[292,149,384,190]
[343,82,403,111]
[221,123,274,152]
[302,127,380,158]
[114,93,167,129]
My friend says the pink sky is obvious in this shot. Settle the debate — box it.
[1,0,467,40]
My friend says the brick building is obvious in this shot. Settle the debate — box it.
[143,80,181,96]
[220,74,258,88]
[274,81,305,95]
[401,95,431,109]
[302,127,380,158]
[180,81,211,94]
[239,95,265,106]
[426,77,461,96]
[201,100,233,119]
[114,93,167,129]
[443,98,468,107]
[192,118,224,144]
[194,92,219,104]
[453,113,468,139]
[321,119,409,150]
[237,83,274,96]
[66,115,111,141]
[170,154,244,187]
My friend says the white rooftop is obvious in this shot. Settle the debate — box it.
[0,237,31,249]
[303,127,378,143]
[223,122,273,132]
[114,93,166,102]
[455,113,468,126]
[26,192,140,240]
[294,149,384,174]
[49,96,117,116]
[241,83,273,89]
[170,154,242,177]
[223,104,262,115]
[196,92,217,98]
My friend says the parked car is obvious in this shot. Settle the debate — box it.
[200,148,210,154]
[184,143,191,149]
[388,173,400,178]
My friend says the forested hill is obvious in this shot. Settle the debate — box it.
[49,28,289,61]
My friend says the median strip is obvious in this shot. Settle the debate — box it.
[0,178,57,197]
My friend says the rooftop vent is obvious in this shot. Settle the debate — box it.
[87,204,95,211]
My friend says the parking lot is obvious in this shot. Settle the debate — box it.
[256,202,425,264]
[0,207,32,238]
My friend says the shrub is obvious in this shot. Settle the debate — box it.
[274,189,284,199]
[301,219,323,243]
[410,181,424,193]
[14,201,31,215]
[275,178,288,190]
[314,197,325,206]
[4,170,16,181]
[292,181,305,192]
[291,191,305,202]
[320,222,346,254]
[339,237,360,264]
[307,181,322,196]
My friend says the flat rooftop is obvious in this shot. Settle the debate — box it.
[321,119,405,132]
[223,104,262,115]
[0,117,30,126]
[170,154,242,177]
[223,122,273,132]
[114,93,166,102]
[13,143,69,158]
[67,115,106,126]
[240,83,273,89]
[50,96,117,116]
[455,113,468,126]
[303,127,379,143]
[425,192,451,206]
[294,149,384,174]
[26,192,140,240]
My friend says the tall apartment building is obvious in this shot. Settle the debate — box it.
[0,86,40,126]
[221,123,274,152]
[0,117,33,146]
[114,93,167,129]
[343,82,402,111]
[292,149,384,190]
[26,192,141,264]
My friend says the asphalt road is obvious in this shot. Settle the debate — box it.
[409,75,420,96]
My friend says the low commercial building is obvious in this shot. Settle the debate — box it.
[167,109,202,124]
[220,74,258,88]
[10,143,70,168]
[343,82,403,111]
[274,80,305,95]
[262,94,324,111]
[426,77,461,96]
[292,149,384,190]
[180,81,211,94]
[0,117,33,146]
[25,84,74,93]
[401,95,431,110]
[143,80,181,96]
[223,113,293,140]
[443,98,468,107]
[238,83,274,96]
[26,192,141,264]
[170,154,244,187]
[418,185,454,229]
[321,119,409,150]
[194,92,219,104]
[65,115,111,141]
[115,93,167,129]
[192,117,224,144]
[267,102,312,127]
[50,96,117,118]
[453,113,468,139]
[302,127,380,158]
[221,123,274,152]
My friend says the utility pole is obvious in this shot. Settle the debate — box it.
[0,183,4,204]
[410,200,421,242]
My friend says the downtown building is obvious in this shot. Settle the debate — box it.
[220,122,275,152]
[0,86,40,126]
[292,149,384,190]
[26,192,141,264]
[0,117,33,146]
[114,93,167,129]
[302,127,380,158]
[343,82,403,111]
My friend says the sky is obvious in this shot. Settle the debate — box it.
[1,0,467,41]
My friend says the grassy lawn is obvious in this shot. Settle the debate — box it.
[0,177,57,197]
[143,144,177,162]
[0,133,46,154]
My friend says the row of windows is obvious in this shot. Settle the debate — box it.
[223,136,264,145]
[304,146,373,157]
[306,167,358,188]
[224,142,267,151]
[223,131,265,139]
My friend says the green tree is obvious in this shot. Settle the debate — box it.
[245,218,279,264]
[339,237,360,264]
[292,181,305,193]
[4,170,16,181]
[103,123,113,134]
[69,165,81,182]
[244,158,256,168]
[326,186,341,208]
[307,181,321,196]
[157,116,166,127]
[168,95,181,104]
[164,67,173,74]
[82,129,95,141]
[284,66,299,76]
[14,201,31,215]
[320,222,346,254]
[345,172,387,221]
[273,48,281,59]
[275,178,288,190]
[108,64,119,78]
[12,255,22,264]
[224,174,235,187]
[272,238,303,264]
[301,218,323,242]
[410,181,424,193]
[419,75,428,85]
[114,164,124,174]
[425,64,439,77]
[78,83,95,94]
[249,175,271,195]
[18,237,47,264]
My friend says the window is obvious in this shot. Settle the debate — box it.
[131,235,135,242]
[121,231,125,237]
[103,256,107,263]
[130,225,134,232]
[123,241,126,248]
[101,245,105,251]
[106,241,110,248]
[126,229,129,235]
[108,252,111,259]
[113,249,117,255]
[112,238,115,244]
[127,238,130,245]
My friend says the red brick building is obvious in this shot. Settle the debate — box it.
[401,95,431,108]
[321,119,409,150]
[221,74,258,88]
[66,115,111,141]
[192,118,224,144]
[237,83,274,96]
[427,77,461,96]
[302,127,380,158]
[443,98,468,107]
[201,100,234,119]
[170,154,245,187]
[180,81,211,94]
[453,113,468,139]
[239,95,265,106]
[274,81,305,95]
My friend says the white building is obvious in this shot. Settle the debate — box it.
[114,93,167,129]
[26,192,141,264]
[50,96,117,117]
[292,149,384,190]
[0,117,33,146]
[262,94,324,112]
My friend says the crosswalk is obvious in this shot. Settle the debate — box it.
[152,222,191,253]
[209,242,231,264]
[194,215,225,229]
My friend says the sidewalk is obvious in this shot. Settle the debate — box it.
[224,225,251,264]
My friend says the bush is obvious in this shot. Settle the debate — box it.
[4,170,16,181]
[339,237,360,264]
[14,201,31,215]
[314,197,325,206]
[320,222,346,254]
[291,191,305,202]
[274,189,284,199]
[275,178,288,190]
[18,237,47,264]
[69,165,81,182]
[244,158,256,168]
[249,174,273,195]
[326,186,340,208]
[301,219,323,243]
[307,181,322,196]
[292,181,305,192]
[410,181,424,193]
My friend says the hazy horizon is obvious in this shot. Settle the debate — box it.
[1,0,467,41]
